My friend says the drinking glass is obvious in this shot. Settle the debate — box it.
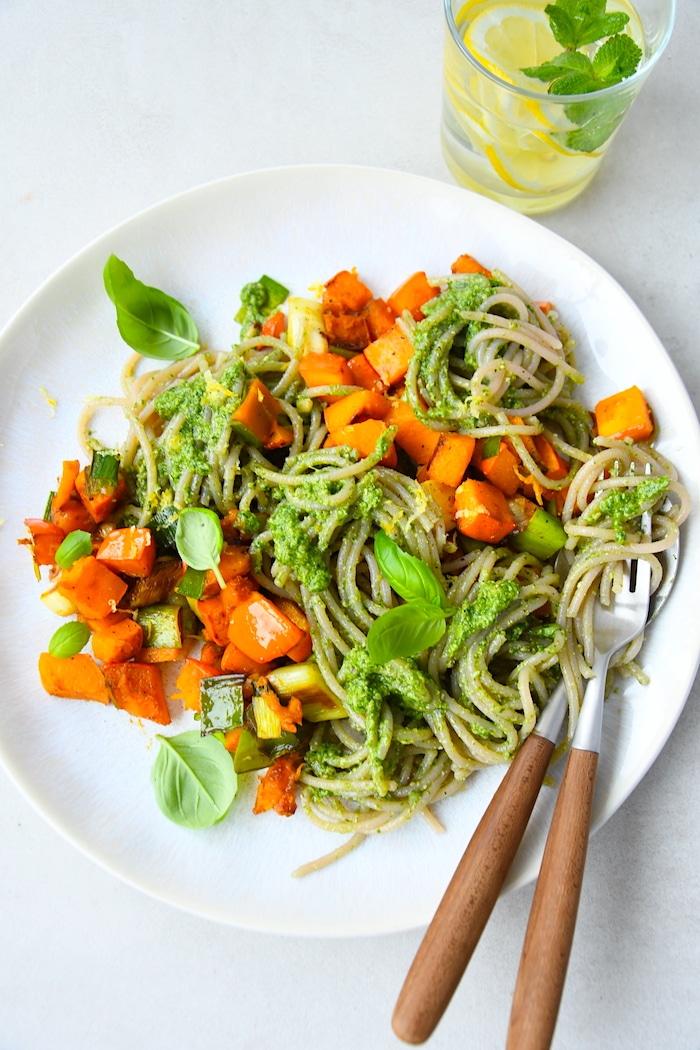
[441,0,676,213]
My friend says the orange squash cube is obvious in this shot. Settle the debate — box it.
[594,386,654,442]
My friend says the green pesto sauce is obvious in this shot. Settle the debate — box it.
[338,646,444,720]
[268,502,332,592]
[153,362,248,487]
[411,274,494,421]
[443,578,520,666]
[266,472,383,593]
[588,475,669,542]
[304,741,346,778]
[469,721,501,741]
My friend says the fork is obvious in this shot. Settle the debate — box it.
[506,553,651,1050]
[393,521,669,1046]
[392,556,660,1046]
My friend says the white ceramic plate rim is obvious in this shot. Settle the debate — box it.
[1,164,699,937]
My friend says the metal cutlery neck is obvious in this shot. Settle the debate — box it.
[569,648,611,754]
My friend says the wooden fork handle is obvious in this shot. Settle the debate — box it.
[506,748,599,1050]
[392,733,555,1045]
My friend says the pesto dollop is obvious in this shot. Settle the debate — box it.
[339,646,445,720]
[588,475,669,542]
[409,274,494,423]
[153,362,248,488]
[337,646,445,796]
[443,578,520,666]
[268,502,332,593]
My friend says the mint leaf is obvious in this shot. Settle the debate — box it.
[521,0,642,153]
[544,3,577,48]
[561,95,628,150]
[522,50,592,82]
[577,11,630,45]
[592,33,643,81]
[577,0,606,16]
[545,0,613,50]
[550,72,602,95]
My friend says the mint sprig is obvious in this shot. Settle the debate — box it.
[522,0,642,95]
[521,0,643,152]
[540,0,630,51]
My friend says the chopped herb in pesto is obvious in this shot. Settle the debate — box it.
[338,647,445,796]
[443,579,520,666]
[268,502,332,593]
[152,362,249,489]
[588,475,669,542]
[408,274,494,423]
[235,275,289,337]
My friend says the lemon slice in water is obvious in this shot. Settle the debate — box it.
[453,0,596,191]
[462,2,561,86]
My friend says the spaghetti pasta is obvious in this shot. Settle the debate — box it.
[33,259,689,850]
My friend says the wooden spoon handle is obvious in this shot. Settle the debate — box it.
[392,733,555,1045]
[506,748,599,1050]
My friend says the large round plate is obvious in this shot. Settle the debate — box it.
[0,166,698,936]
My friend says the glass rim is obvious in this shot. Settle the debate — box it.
[443,0,677,104]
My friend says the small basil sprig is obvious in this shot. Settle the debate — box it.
[48,621,91,658]
[103,254,200,360]
[175,507,226,589]
[55,529,93,569]
[151,731,238,829]
[367,532,451,664]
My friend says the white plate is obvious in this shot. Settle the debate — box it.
[1,165,699,937]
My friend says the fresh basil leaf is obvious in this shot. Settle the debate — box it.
[103,254,200,361]
[151,731,238,829]
[55,529,93,569]
[175,507,225,588]
[373,530,446,609]
[48,620,91,658]
[367,601,447,664]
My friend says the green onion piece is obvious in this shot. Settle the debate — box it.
[86,450,120,495]
[48,621,91,658]
[251,692,283,740]
[136,604,183,649]
[199,675,245,735]
[43,490,57,522]
[259,274,289,311]
[266,661,347,722]
[178,566,208,599]
[55,530,93,569]
[149,504,180,553]
[510,506,567,560]
[232,727,273,774]
[480,435,502,459]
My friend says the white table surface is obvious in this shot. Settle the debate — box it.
[1,2,699,1048]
